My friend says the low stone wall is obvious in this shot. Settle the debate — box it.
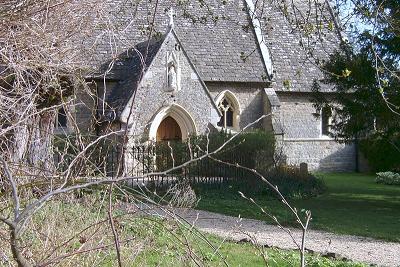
[282,139,356,172]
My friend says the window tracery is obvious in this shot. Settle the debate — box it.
[217,98,234,128]
[216,91,240,130]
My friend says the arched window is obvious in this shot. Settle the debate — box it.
[217,98,234,128]
[215,91,240,130]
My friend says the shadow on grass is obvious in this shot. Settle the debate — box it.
[195,173,400,242]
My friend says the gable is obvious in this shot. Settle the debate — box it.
[118,29,220,127]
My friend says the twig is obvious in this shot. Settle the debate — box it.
[0,156,20,219]
[107,183,122,267]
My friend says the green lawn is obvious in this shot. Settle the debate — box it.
[0,197,363,266]
[195,173,400,242]
[135,230,365,267]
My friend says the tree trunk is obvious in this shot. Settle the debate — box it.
[10,227,32,267]
[11,110,56,178]
[27,111,56,174]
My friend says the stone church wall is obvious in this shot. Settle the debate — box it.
[73,81,117,133]
[73,85,97,132]
[278,92,320,139]
[282,140,356,172]
[206,82,265,129]
[205,85,356,171]
[124,34,217,139]
[277,92,356,172]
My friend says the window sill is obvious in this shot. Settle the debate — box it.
[215,126,239,134]
[284,137,337,142]
[320,134,335,140]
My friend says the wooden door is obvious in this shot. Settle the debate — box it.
[156,116,182,142]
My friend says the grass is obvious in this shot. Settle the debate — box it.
[195,172,400,242]
[0,195,365,266]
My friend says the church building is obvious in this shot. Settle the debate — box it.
[65,0,357,172]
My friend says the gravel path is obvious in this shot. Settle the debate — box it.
[128,203,399,266]
[171,209,400,267]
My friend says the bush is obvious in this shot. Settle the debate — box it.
[192,130,276,169]
[375,172,400,186]
[360,136,400,172]
[257,165,327,199]
[157,131,325,199]
[194,165,326,199]
[151,130,276,177]
[53,134,121,176]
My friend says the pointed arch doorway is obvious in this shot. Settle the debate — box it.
[148,104,197,142]
[156,116,182,142]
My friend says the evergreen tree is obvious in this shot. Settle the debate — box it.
[312,0,400,171]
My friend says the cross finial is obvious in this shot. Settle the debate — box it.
[168,8,174,28]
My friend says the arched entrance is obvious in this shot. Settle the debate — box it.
[148,104,197,141]
[156,116,182,142]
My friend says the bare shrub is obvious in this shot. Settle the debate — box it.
[167,182,198,208]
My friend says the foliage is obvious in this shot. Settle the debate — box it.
[312,0,400,170]
[201,164,326,199]
[260,166,327,199]
[151,130,275,176]
[196,173,400,241]
[177,131,326,199]
[375,171,400,186]
[359,137,400,171]
[0,0,107,172]
[53,134,122,177]
[193,129,276,169]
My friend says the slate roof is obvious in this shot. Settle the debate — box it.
[255,0,341,92]
[104,35,165,117]
[80,0,340,91]
[82,0,268,83]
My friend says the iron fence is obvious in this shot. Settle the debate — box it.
[54,142,258,188]
[123,143,252,187]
